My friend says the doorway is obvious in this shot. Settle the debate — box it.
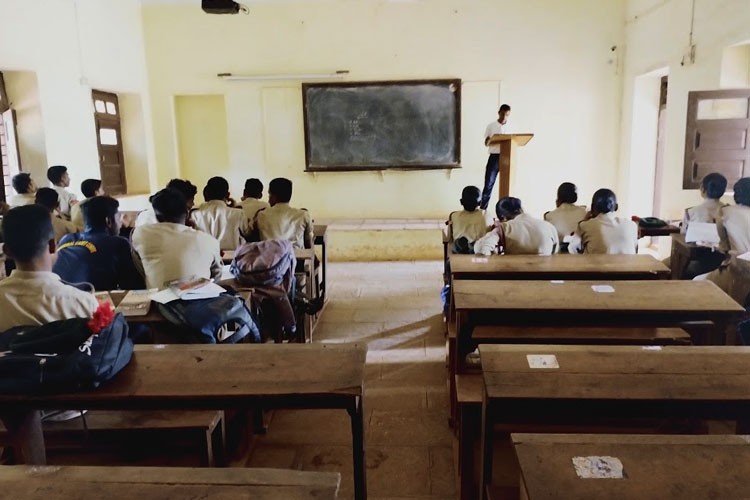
[92,90,127,195]
[0,73,21,203]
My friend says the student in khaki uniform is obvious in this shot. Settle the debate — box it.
[474,197,558,256]
[8,173,37,207]
[573,188,638,255]
[254,178,314,249]
[192,177,251,251]
[35,188,77,244]
[239,178,270,223]
[544,182,587,251]
[71,179,105,230]
[0,205,98,333]
[47,165,78,219]
[447,186,489,254]
[683,172,728,232]
[136,179,198,228]
[132,188,223,290]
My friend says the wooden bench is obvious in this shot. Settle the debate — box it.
[0,410,225,467]
[0,464,341,499]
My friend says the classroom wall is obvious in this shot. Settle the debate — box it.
[142,0,625,218]
[3,71,48,182]
[0,0,155,197]
[620,0,750,223]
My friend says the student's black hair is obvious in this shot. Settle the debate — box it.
[82,196,119,231]
[151,188,187,223]
[590,188,618,214]
[734,178,750,207]
[166,178,198,200]
[2,205,54,262]
[460,186,481,212]
[701,173,727,200]
[244,178,264,198]
[80,179,103,198]
[47,165,68,185]
[495,197,523,220]
[269,178,293,203]
[34,188,60,212]
[556,182,578,204]
[499,104,511,113]
[12,173,33,194]
[203,176,230,201]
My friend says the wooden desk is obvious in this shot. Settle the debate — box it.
[637,223,680,239]
[512,433,750,500]
[669,232,722,279]
[453,279,743,348]
[449,254,670,280]
[0,465,341,499]
[0,343,367,500]
[109,290,163,324]
[478,344,750,500]
[314,225,328,301]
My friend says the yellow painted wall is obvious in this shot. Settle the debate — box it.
[174,95,231,194]
[3,71,48,182]
[142,1,625,220]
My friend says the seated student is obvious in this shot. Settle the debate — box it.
[35,187,78,244]
[70,179,105,230]
[132,188,223,289]
[254,177,314,249]
[683,173,728,232]
[447,186,488,254]
[0,205,99,333]
[544,182,587,251]
[192,177,251,251]
[47,165,78,219]
[135,179,198,227]
[8,173,37,207]
[54,196,145,291]
[717,177,750,255]
[572,188,638,254]
[239,178,270,222]
[474,197,558,256]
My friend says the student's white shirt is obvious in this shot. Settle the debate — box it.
[239,198,270,223]
[8,193,36,207]
[448,209,488,244]
[544,203,588,241]
[52,186,78,218]
[131,222,223,289]
[682,198,727,234]
[484,121,508,154]
[474,213,558,256]
[0,270,99,333]
[717,204,750,254]
[254,202,314,249]
[192,200,252,251]
[576,212,638,255]
[52,215,78,244]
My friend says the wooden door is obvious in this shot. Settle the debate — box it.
[0,73,20,203]
[684,89,750,189]
[92,90,127,195]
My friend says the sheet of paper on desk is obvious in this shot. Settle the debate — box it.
[572,456,624,479]
[591,285,615,293]
[152,282,225,304]
[527,354,559,369]
[737,251,750,262]
[685,222,720,244]
[115,289,157,317]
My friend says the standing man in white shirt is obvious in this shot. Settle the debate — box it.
[480,104,511,210]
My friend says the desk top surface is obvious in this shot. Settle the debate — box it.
[453,279,742,313]
[0,344,366,406]
[0,465,341,500]
[449,254,669,276]
[513,433,750,500]
[480,344,750,401]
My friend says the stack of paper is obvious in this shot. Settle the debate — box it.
[151,277,226,304]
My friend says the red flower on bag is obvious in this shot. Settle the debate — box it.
[88,301,115,334]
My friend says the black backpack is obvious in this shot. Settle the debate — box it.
[0,313,133,394]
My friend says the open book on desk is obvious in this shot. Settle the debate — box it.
[151,276,226,304]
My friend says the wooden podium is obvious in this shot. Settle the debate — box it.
[488,133,533,198]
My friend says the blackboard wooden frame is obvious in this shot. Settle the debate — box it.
[302,79,462,172]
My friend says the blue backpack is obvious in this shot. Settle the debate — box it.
[0,313,133,394]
